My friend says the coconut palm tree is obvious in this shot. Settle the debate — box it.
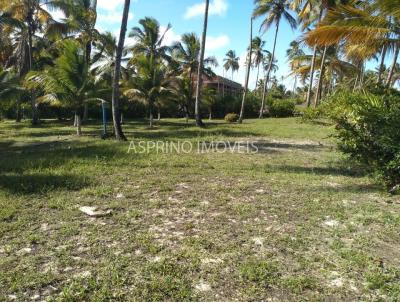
[194,0,210,128]
[251,37,269,89]
[128,17,171,63]
[286,40,304,93]
[305,0,400,90]
[171,32,217,121]
[253,0,297,118]
[223,50,240,80]
[50,0,100,121]
[111,0,131,141]
[25,40,101,135]
[124,54,171,128]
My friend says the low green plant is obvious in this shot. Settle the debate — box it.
[224,113,239,123]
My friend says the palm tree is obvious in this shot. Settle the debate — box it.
[124,54,171,128]
[253,0,297,118]
[0,0,56,125]
[291,48,357,99]
[172,33,217,121]
[251,37,269,89]
[239,16,253,124]
[25,40,100,135]
[194,0,210,128]
[305,0,400,90]
[223,50,240,80]
[128,17,171,62]
[111,0,130,141]
[286,40,304,93]
[51,0,100,121]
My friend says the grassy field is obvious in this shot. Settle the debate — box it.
[0,118,399,301]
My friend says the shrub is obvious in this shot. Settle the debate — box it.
[224,113,239,123]
[301,107,324,122]
[269,99,296,117]
[324,90,400,189]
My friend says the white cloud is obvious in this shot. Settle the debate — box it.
[206,34,230,51]
[184,0,228,19]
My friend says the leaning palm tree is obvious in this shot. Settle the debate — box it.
[194,0,210,128]
[25,40,101,135]
[223,50,240,80]
[111,0,131,141]
[253,0,297,118]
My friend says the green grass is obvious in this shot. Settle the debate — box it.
[0,117,399,301]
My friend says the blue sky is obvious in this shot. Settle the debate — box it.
[92,0,304,88]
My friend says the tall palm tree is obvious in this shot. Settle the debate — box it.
[251,37,269,89]
[239,16,253,124]
[26,40,100,135]
[253,0,297,118]
[194,0,210,128]
[172,33,217,121]
[223,50,240,80]
[111,0,130,141]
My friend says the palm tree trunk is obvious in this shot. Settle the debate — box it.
[238,17,253,124]
[306,45,317,107]
[259,21,279,118]
[292,76,297,94]
[255,63,260,90]
[377,45,387,84]
[386,45,399,87]
[157,108,161,121]
[149,104,154,128]
[314,46,327,107]
[194,0,210,128]
[111,0,130,141]
[27,17,39,125]
[75,113,82,136]
[209,110,212,120]
[16,100,22,122]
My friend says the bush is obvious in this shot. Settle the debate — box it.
[224,113,239,123]
[269,99,296,117]
[324,90,400,189]
[301,107,324,122]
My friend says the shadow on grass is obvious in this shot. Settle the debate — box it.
[270,164,367,177]
[0,173,89,195]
